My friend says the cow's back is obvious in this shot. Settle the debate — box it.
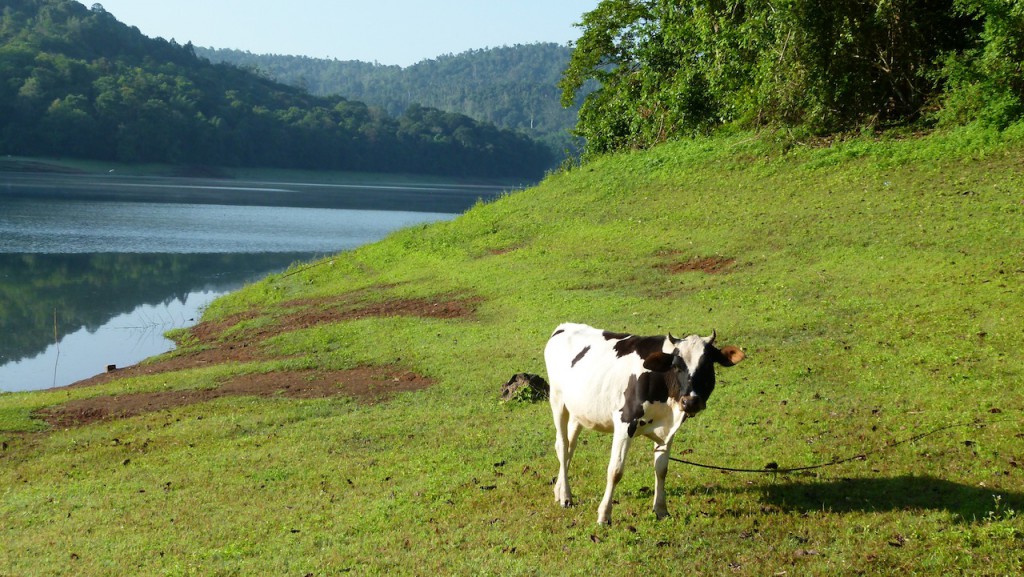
[545,323,644,432]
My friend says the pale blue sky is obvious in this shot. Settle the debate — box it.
[81,1,600,67]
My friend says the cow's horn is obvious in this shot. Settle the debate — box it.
[706,329,717,344]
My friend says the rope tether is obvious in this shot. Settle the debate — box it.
[668,418,1003,474]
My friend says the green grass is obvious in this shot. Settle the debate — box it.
[2,126,1023,575]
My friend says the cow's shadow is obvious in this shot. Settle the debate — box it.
[738,474,1023,522]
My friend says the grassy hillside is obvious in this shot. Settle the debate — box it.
[2,129,1023,575]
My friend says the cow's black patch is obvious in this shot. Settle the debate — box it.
[571,345,590,367]
[685,346,716,401]
[620,371,673,437]
[551,328,565,337]
[609,334,666,361]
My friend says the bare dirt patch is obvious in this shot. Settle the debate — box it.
[189,294,481,345]
[486,246,519,256]
[36,367,432,428]
[63,342,269,390]
[66,292,480,389]
[42,291,478,428]
[279,294,481,329]
[186,310,261,344]
[656,253,736,274]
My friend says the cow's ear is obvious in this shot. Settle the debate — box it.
[643,351,674,372]
[715,346,746,367]
[671,352,686,370]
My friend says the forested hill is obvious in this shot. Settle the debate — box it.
[0,1,554,179]
[195,44,584,156]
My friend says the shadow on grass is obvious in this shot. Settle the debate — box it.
[757,475,1023,522]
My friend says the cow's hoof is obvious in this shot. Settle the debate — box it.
[654,509,671,520]
[554,486,572,508]
[554,490,573,508]
[597,516,612,525]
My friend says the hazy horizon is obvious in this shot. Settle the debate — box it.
[80,0,600,67]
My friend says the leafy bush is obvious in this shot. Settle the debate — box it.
[933,0,1024,128]
[562,0,1024,156]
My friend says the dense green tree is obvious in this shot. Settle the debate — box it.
[561,0,1021,156]
[40,92,96,155]
[935,0,1024,127]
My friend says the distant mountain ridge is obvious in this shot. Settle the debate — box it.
[0,0,553,179]
[195,44,584,156]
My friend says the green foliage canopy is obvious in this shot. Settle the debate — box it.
[196,44,586,158]
[561,0,1024,155]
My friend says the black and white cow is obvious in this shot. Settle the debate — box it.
[544,322,745,524]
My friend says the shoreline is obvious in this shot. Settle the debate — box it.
[0,170,513,214]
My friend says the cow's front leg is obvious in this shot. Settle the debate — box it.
[652,440,674,519]
[597,428,632,524]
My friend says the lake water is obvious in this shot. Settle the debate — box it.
[0,173,504,391]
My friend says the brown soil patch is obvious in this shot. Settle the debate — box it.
[186,310,261,344]
[190,294,481,345]
[281,294,481,325]
[36,367,432,429]
[66,293,480,389]
[42,291,478,428]
[64,341,271,390]
[657,254,736,274]
[487,246,519,256]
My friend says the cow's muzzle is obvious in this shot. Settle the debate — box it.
[682,395,706,416]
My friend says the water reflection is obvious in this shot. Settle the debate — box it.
[0,198,452,253]
[0,253,314,391]
[0,176,466,391]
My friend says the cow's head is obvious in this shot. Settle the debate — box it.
[645,331,745,416]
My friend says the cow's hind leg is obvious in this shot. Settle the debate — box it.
[551,400,574,508]
[565,417,583,470]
